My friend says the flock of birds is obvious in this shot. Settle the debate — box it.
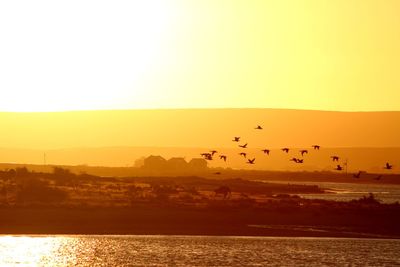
[200,125,394,180]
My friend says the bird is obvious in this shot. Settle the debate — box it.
[232,137,240,142]
[261,149,270,155]
[247,158,256,164]
[353,171,362,178]
[239,143,248,148]
[312,145,320,150]
[374,175,382,180]
[210,150,218,156]
[296,159,304,163]
[255,125,263,130]
[213,172,221,175]
[282,148,289,153]
[384,162,393,170]
[331,156,340,162]
[205,155,213,161]
[300,150,308,156]
[335,165,343,171]
[290,157,298,162]
[219,155,227,162]
[200,153,213,161]
[239,152,247,158]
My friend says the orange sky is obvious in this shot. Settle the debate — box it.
[0,0,399,112]
[1,109,399,150]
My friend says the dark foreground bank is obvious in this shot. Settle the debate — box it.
[1,203,399,238]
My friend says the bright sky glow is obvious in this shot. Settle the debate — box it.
[0,0,399,112]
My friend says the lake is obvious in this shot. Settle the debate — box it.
[0,235,399,266]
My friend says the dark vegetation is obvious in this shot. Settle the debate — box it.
[0,167,399,238]
[0,167,326,207]
[1,162,399,184]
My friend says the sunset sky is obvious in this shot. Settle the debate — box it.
[0,0,399,112]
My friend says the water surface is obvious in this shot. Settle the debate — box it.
[0,235,399,266]
[267,180,400,203]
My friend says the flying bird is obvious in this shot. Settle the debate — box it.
[247,158,256,164]
[239,152,247,158]
[335,165,343,171]
[232,137,240,142]
[255,125,263,130]
[312,145,320,150]
[384,162,393,170]
[239,143,248,148]
[331,156,340,162]
[261,149,270,155]
[289,158,303,163]
[201,153,213,161]
[353,171,362,178]
[219,155,227,162]
[282,148,290,153]
[374,175,382,181]
[300,150,308,156]
[205,155,213,161]
[210,150,218,156]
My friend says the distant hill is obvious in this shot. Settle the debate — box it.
[1,108,399,171]
[1,109,400,149]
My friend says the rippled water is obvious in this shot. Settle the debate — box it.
[268,180,400,203]
[0,235,399,266]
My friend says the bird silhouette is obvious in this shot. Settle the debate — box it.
[335,165,343,171]
[239,143,248,148]
[296,159,304,163]
[210,150,218,156]
[261,149,270,155]
[374,175,382,180]
[282,148,289,153]
[331,156,340,162]
[220,155,227,162]
[232,137,240,142]
[353,171,362,178]
[200,153,213,161]
[255,125,263,130]
[384,162,393,170]
[300,150,308,156]
[312,145,320,150]
[239,152,247,158]
[247,158,256,164]
[290,157,299,163]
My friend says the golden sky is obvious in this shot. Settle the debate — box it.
[0,0,399,112]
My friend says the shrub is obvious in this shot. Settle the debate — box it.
[16,178,68,203]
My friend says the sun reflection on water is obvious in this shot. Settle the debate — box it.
[0,236,76,266]
[0,235,399,266]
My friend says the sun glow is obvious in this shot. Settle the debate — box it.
[0,0,175,112]
[0,236,73,265]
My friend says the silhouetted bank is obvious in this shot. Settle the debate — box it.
[0,167,399,238]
